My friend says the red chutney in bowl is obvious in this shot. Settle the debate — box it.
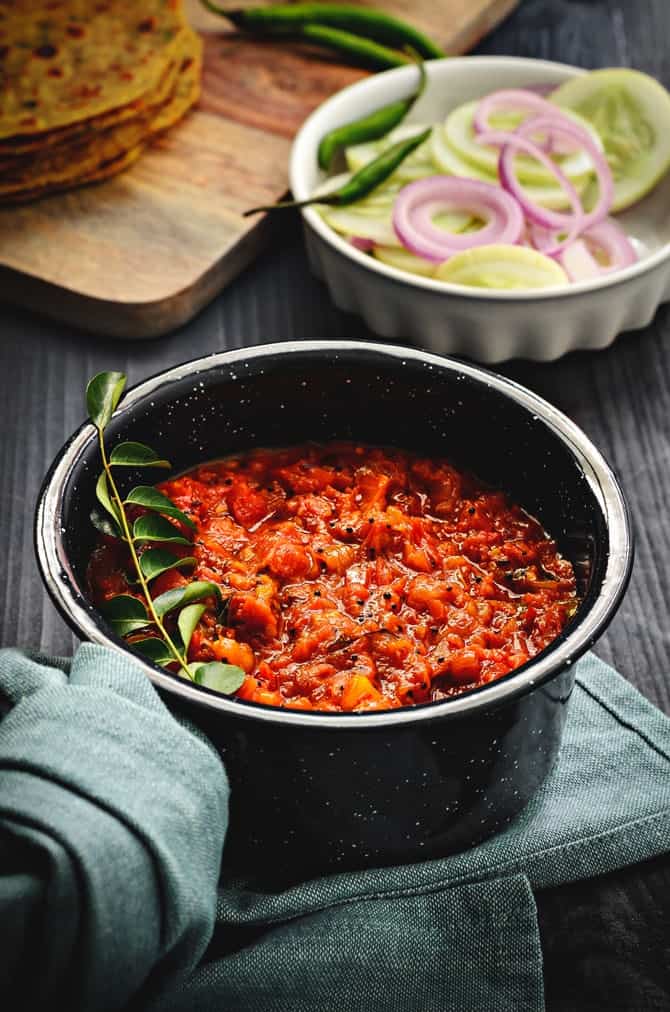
[88,442,578,712]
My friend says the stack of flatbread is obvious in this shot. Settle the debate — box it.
[0,1,202,203]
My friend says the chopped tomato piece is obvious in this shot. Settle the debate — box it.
[341,674,382,709]
[229,592,277,639]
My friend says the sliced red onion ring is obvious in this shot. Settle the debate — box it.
[532,218,638,278]
[518,228,534,249]
[349,236,374,252]
[474,89,579,155]
[474,88,570,139]
[585,220,638,270]
[524,82,557,97]
[498,115,613,230]
[479,116,613,255]
[558,239,602,282]
[478,127,584,255]
[392,176,524,262]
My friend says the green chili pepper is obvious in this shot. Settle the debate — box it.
[298,23,408,71]
[243,126,432,215]
[317,58,426,171]
[201,3,445,61]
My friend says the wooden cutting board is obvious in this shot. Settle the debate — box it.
[0,0,517,339]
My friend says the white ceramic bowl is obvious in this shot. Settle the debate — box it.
[289,56,670,363]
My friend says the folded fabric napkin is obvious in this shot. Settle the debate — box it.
[0,645,227,1012]
[1,646,669,1012]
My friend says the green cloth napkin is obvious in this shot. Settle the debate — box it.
[0,645,227,1012]
[1,646,669,1012]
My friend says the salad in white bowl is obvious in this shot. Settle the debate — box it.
[287,57,670,362]
[311,67,670,288]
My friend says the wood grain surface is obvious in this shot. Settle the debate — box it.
[0,0,516,339]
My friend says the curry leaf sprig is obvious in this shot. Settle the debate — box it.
[86,372,245,696]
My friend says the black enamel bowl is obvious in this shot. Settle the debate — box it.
[35,341,632,881]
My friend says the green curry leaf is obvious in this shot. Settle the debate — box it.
[126,486,196,528]
[96,471,122,526]
[110,442,171,469]
[139,548,196,582]
[153,580,222,620]
[178,603,206,652]
[133,513,193,546]
[86,372,126,431]
[132,637,175,667]
[102,595,151,637]
[192,662,246,694]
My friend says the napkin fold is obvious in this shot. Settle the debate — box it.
[1,646,669,1012]
[0,645,228,1012]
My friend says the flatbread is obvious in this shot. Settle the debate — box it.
[0,39,184,157]
[148,36,201,134]
[0,1,186,140]
[0,27,200,187]
[0,143,144,205]
[0,25,202,202]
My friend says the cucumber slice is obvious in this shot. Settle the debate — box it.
[320,198,474,248]
[430,126,494,181]
[312,168,414,246]
[432,209,477,233]
[435,244,569,290]
[443,100,599,186]
[311,172,351,198]
[320,204,401,246]
[313,173,402,246]
[430,125,591,211]
[550,68,670,211]
[354,179,404,208]
[373,245,437,276]
[345,123,434,181]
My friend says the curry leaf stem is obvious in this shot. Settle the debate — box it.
[97,427,195,681]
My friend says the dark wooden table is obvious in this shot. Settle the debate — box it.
[1,2,669,1009]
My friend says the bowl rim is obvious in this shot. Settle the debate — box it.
[289,55,670,302]
[35,340,634,728]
